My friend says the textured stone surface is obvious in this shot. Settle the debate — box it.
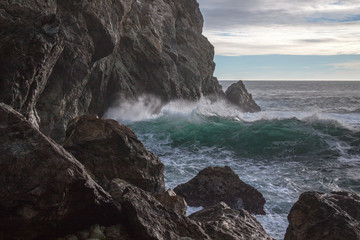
[190,202,273,240]
[109,179,210,240]
[0,2,64,127]
[63,115,165,193]
[154,189,187,215]
[174,166,266,215]
[225,81,261,112]
[285,191,360,240]
[0,103,120,240]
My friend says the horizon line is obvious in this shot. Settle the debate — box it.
[219,79,360,81]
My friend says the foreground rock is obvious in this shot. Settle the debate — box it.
[225,81,261,112]
[0,103,120,239]
[285,191,360,240]
[154,189,188,215]
[109,179,210,240]
[174,166,266,215]
[190,202,273,240]
[63,115,165,193]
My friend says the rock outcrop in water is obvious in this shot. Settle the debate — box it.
[0,0,260,142]
[190,202,273,240]
[0,103,120,239]
[174,166,266,215]
[63,115,165,193]
[225,81,261,112]
[285,191,360,240]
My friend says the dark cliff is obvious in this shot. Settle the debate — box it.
[0,0,260,142]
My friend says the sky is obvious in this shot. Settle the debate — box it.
[197,0,360,80]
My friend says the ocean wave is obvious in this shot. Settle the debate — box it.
[105,95,359,132]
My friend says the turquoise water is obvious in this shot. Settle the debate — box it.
[106,81,360,239]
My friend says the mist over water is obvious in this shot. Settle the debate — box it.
[105,81,360,239]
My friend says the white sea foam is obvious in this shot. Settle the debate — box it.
[104,95,163,122]
[104,95,359,131]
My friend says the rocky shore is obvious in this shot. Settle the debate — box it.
[0,104,272,239]
[1,0,359,239]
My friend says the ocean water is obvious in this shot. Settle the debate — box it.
[105,81,360,240]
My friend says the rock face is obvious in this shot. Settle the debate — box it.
[0,2,64,127]
[225,81,261,112]
[174,166,266,215]
[0,103,120,240]
[285,191,360,240]
[63,115,165,193]
[154,189,188,215]
[190,202,273,240]
[0,0,226,142]
[109,179,210,240]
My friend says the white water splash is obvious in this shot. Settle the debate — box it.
[104,95,359,131]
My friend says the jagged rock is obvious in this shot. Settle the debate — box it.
[0,0,226,142]
[225,81,261,112]
[0,2,64,126]
[190,202,273,240]
[109,179,211,240]
[0,103,121,240]
[154,189,188,215]
[63,115,165,193]
[174,166,266,215]
[285,191,360,240]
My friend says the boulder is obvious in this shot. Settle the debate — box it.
[0,103,120,240]
[108,179,210,240]
[63,115,165,193]
[174,166,266,215]
[154,189,188,215]
[285,191,360,240]
[225,81,261,112]
[190,202,273,240]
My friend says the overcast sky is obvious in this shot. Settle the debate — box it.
[198,0,360,80]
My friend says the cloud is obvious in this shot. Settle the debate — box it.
[330,61,360,70]
[198,0,360,56]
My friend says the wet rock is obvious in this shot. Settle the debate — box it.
[174,166,266,215]
[225,81,261,112]
[154,189,188,215]
[109,179,210,240]
[63,115,165,193]
[285,191,360,240]
[0,103,120,239]
[190,202,273,240]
